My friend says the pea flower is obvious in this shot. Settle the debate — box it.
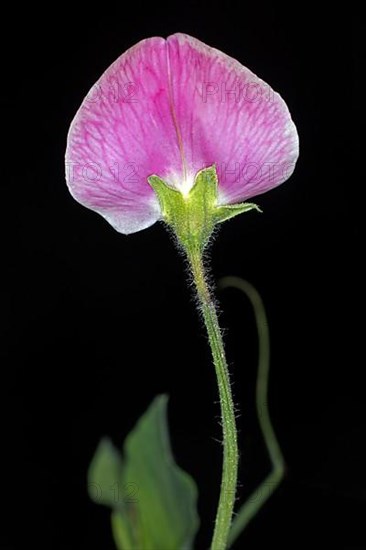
[66,34,299,550]
[65,33,298,235]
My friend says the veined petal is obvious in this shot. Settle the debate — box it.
[66,34,299,234]
[66,37,183,234]
[166,33,299,204]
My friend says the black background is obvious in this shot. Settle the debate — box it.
[2,3,362,549]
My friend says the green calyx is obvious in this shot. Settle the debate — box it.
[148,165,261,252]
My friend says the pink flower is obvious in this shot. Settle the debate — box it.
[65,34,299,234]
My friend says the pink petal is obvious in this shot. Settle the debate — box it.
[66,37,182,234]
[166,33,299,204]
[66,34,298,234]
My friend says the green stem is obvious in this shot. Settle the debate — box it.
[111,511,132,550]
[218,277,285,547]
[186,245,238,550]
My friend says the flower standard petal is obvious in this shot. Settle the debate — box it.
[66,35,298,234]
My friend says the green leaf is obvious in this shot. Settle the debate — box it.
[88,395,199,550]
[88,439,138,549]
[88,437,123,508]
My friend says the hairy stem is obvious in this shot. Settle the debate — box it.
[186,245,238,550]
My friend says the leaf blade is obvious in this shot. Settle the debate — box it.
[123,395,199,549]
